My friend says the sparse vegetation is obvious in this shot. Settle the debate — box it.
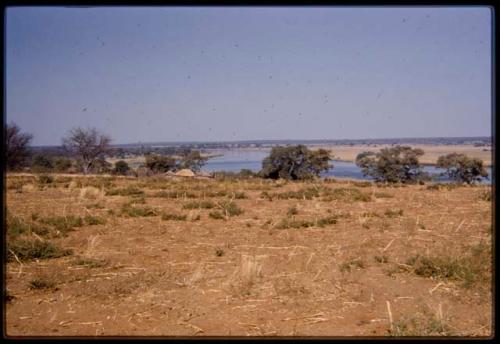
[384,209,404,218]
[183,200,216,209]
[161,213,188,221]
[340,258,365,272]
[28,278,57,291]
[106,186,145,196]
[8,239,72,261]
[120,204,159,217]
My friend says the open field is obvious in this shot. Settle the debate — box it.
[5,174,493,337]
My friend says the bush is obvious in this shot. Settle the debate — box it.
[355,146,428,184]
[38,174,54,184]
[53,157,73,172]
[209,211,225,220]
[120,204,158,217]
[31,154,54,172]
[436,153,489,184]
[161,213,187,221]
[145,154,176,173]
[8,239,72,261]
[218,201,244,217]
[113,160,131,175]
[40,215,84,234]
[260,145,332,180]
[178,150,208,172]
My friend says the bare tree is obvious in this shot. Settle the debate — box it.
[5,122,33,171]
[62,127,111,174]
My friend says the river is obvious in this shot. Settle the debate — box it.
[203,149,492,184]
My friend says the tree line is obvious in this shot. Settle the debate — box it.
[5,122,489,184]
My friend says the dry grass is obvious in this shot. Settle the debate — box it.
[4,173,492,337]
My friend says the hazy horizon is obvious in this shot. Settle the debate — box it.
[6,7,492,146]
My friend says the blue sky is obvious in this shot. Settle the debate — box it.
[6,7,492,145]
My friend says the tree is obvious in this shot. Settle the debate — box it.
[355,145,427,183]
[178,150,208,172]
[53,157,73,172]
[145,154,176,173]
[62,127,111,174]
[113,160,130,175]
[5,122,33,171]
[260,145,332,180]
[31,154,54,173]
[436,153,488,184]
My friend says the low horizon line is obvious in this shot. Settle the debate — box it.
[31,135,492,148]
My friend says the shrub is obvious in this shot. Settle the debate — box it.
[340,259,365,272]
[72,257,108,268]
[154,190,197,198]
[260,145,332,180]
[53,157,73,172]
[178,150,208,172]
[113,160,131,175]
[161,213,187,221]
[120,204,159,217]
[8,239,72,261]
[209,211,225,220]
[38,174,54,184]
[218,201,244,217]
[355,146,428,183]
[31,154,54,172]
[322,187,371,202]
[145,154,176,173]
[287,206,298,216]
[436,153,489,184]
[39,215,84,234]
[106,186,145,196]
[183,200,216,209]
[385,209,404,218]
[84,215,107,225]
[28,278,57,290]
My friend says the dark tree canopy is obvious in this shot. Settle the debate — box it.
[5,122,33,171]
[145,154,177,173]
[31,154,54,172]
[436,153,488,184]
[113,160,131,175]
[178,150,208,172]
[355,145,427,183]
[260,145,332,180]
[62,127,111,174]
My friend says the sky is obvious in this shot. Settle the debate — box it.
[5,6,492,146]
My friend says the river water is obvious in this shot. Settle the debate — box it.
[203,150,492,184]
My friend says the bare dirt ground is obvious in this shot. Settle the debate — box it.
[4,174,493,337]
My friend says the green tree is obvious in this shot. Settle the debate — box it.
[113,160,130,175]
[436,153,488,184]
[260,145,332,180]
[145,154,176,173]
[5,122,33,171]
[178,150,208,172]
[355,145,427,183]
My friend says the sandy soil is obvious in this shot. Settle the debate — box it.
[5,175,493,337]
